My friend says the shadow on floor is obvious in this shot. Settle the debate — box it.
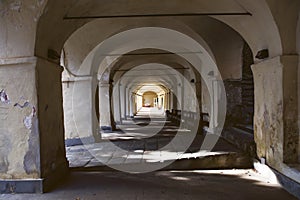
[2,170,296,200]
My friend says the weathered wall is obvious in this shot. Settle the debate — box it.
[0,58,40,179]
[0,0,69,190]
[202,42,254,129]
[252,55,300,188]
[223,80,242,124]
[224,42,254,127]
[252,55,299,164]
[252,57,284,168]
[281,55,299,164]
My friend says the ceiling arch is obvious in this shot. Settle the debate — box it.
[35,0,283,64]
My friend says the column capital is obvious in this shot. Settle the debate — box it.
[99,83,111,87]
[0,56,37,66]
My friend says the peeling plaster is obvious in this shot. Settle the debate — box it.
[14,98,36,129]
[0,89,10,104]
[0,133,11,174]
[23,117,39,175]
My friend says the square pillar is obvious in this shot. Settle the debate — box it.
[0,57,68,193]
[99,83,113,132]
[0,57,41,183]
[64,76,101,143]
[251,55,299,169]
[112,83,121,124]
[36,57,69,191]
[120,84,126,120]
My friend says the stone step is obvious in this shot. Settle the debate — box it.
[70,151,253,172]
[68,134,253,172]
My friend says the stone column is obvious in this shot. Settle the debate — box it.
[63,75,99,143]
[112,83,121,124]
[168,92,172,110]
[178,83,183,111]
[195,80,203,134]
[120,84,126,120]
[99,83,113,132]
[0,57,42,182]
[129,93,135,118]
[207,76,217,133]
[71,76,99,142]
[0,56,69,193]
[125,87,130,118]
[251,55,299,169]
[36,57,69,191]
[171,92,176,110]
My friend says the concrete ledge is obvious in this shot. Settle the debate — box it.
[273,169,300,199]
[254,160,300,199]
[0,179,43,193]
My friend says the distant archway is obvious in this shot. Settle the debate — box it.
[143,91,158,107]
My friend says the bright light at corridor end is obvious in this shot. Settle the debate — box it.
[73,27,227,173]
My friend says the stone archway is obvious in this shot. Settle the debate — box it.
[1,0,300,194]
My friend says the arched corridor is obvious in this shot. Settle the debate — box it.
[0,0,300,199]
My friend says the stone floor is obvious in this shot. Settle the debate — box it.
[2,170,296,200]
[1,108,296,199]
[66,108,252,171]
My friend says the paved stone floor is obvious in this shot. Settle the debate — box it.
[66,108,251,170]
[1,108,297,199]
[2,170,296,200]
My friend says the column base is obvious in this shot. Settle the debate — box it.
[100,126,113,133]
[65,136,96,147]
[0,179,43,194]
[0,161,69,194]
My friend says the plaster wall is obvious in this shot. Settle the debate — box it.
[252,56,300,187]
[252,55,299,164]
[0,0,46,59]
[0,58,40,179]
[252,57,284,168]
